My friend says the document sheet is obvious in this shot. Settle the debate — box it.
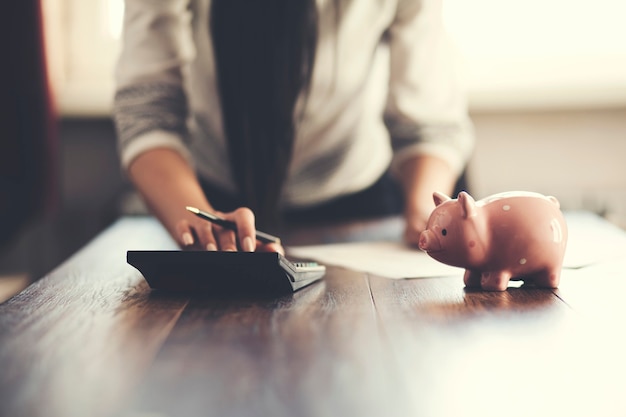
[288,241,462,279]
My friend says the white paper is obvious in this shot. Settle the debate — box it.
[562,211,626,268]
[288,241,463,279]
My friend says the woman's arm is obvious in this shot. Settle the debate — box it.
[385,0,475,245]
[114,1,281,253]
[128,148,283,253]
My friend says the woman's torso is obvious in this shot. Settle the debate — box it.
[186,0,398,208]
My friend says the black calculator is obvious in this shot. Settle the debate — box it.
[127,250,325,294]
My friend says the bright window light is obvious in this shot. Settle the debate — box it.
[45,0,626,115]
[103,0,124,40]
[444,0,626,59]
[443,0,626,109]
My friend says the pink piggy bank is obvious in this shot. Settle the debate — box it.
[418,191,568,291]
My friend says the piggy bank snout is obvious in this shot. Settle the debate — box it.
[419,230,441,252]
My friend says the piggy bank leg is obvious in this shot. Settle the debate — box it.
[481,271,511,292]
[530,267,561,289]
[464,270,482,288]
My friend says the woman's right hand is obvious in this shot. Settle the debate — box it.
[174,206,284,254]
[128,148,284,255]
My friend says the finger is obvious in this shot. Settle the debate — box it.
[403,228,418,247]
[214,227,238,251]
[223,207,256,252]
[256,242,285,255]
[403,211,428,247]
[175,220,196,248]
[403,222,426,248]
[194,221,218,251]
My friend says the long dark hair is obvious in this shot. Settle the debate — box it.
[210,0,319,229]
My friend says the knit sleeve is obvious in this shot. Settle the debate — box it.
[385,0,474,175]
[112,0,194,170]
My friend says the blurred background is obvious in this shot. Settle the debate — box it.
[1,0,625,300]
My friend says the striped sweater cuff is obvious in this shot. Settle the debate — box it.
[113,82,188,150]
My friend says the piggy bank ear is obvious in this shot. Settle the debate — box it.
[433,191,451,206]
[458,191,477,219]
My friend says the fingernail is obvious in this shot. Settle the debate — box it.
[206,243,217,251]
[243,236,254,252]
[182,232,194,246]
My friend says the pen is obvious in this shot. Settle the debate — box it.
[185,206,281,245]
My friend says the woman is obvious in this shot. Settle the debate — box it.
[113,0,474,253]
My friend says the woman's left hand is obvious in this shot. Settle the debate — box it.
[403,206,431,248]
[397,154,457,248]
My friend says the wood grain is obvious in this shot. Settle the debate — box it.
[1,215,626,417]
[368,274,623,417]
[0,218,188,417]
[119,266,413,417]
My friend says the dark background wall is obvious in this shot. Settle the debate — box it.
[0,118,131,281]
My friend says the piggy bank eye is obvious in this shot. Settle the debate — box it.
[441,229,447,236]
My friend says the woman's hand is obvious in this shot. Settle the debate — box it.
[397,154,457,248]
[403,205,431,248]
[175,206,284,254]
[128,148,283,254]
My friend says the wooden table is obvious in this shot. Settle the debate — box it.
[1,214,626,417]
